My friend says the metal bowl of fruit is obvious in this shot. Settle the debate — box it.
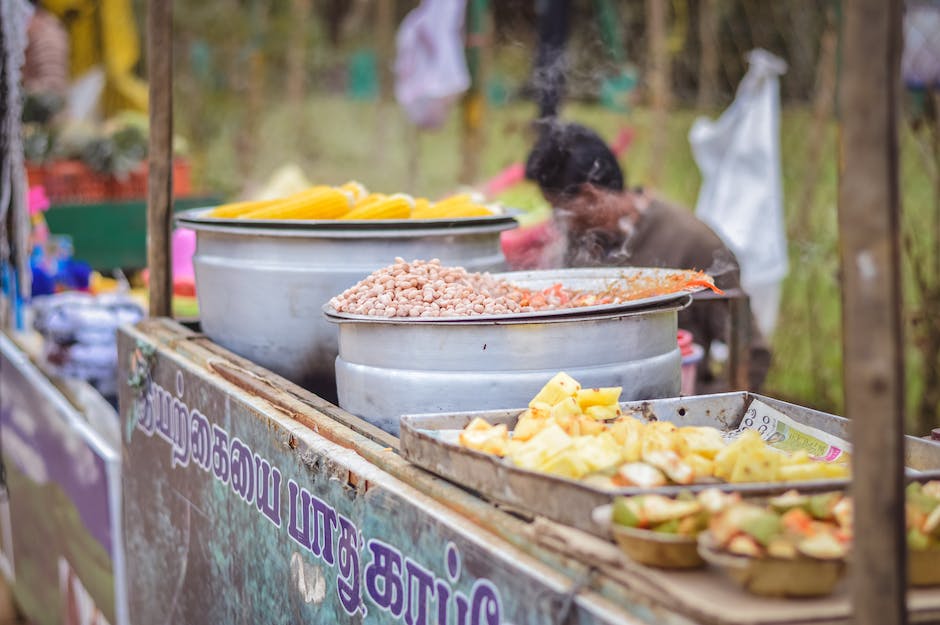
[698,533,846,597]
[697,494,850,597]
[906,481,940,587]
[910,546,940,587]
[599,490,741,570]
[612,525,703,569]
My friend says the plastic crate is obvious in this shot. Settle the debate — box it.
[108,159,193,200]
[28,159,194,204]
[39,161,110,204]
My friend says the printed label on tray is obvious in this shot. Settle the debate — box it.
[727,400,851,463]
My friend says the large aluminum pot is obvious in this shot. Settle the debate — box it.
[326,296,688,436]
[177,210,517,401]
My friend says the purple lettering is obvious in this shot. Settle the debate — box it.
[470,580,501,625]
[455,591,469,625]
[230,438,255,503]
[211,425,230,483]
[287,480,311,549]
[445,543,461,582]
[254,455,282,527]
[190,410,211,471]
[136,388,154,435]
[336,515,361,615]
[155,385,172,441]
[171,399,190,467]
[434,581,451,625]
[310,495,337,565]
[365,539,405,617]
[404,559,435,625]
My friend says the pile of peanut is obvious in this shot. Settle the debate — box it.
[329,258,534,318]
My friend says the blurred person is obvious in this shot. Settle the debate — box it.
[524,120,771,393]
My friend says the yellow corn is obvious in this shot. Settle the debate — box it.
[351,193,387,209]
[432,193,474,210]
[411,203,494,219]
[343,194,413,220]
[241,188,353,220]
[412,198,431,214]
[208,198,280,219]
[339,181,369,202]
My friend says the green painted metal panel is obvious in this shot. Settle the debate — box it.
[117,321,681,625]
[43,197,217,272]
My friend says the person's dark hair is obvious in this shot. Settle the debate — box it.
[524,120,625,196]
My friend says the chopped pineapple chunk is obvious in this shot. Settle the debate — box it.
[576,387,622,410]
[529,372,581,407]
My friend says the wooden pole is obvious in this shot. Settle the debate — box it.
[696,0,719,110]
[459,0,490,186]
[839,1,907,623]
[374,0,396,168]
[645,0,670,186]
[147,0,173,318]
[286,0,311,107]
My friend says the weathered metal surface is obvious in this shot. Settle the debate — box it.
[0,333,126,625]
[330,302,685,435]
[180,211,515,402]
[399,394,940,536]
[119,320,693,625]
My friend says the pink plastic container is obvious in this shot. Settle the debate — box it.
[677,330,704,396]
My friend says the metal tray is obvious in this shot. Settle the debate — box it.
[400,393,940,536]
[324,267,705,323]
[176,206,519,232]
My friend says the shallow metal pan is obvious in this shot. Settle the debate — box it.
[400,393,940,536]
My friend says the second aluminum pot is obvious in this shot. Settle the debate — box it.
[327,301,686,436]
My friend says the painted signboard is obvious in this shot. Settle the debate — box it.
[117,325,667,625]
[0,334,126,625]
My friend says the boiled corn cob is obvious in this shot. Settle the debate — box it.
[208,198,280,219]
[352,193,388,209]
[431,193,474,210]
[241,187,353,220]
[343,194,414,220]
[339,181,369,202]
[412,197,431,214]
[411,203,494,219]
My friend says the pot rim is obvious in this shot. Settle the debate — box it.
[176,207,519,238]
[324,294,691,326]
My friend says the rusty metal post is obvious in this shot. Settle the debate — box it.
[147,0,173,317]
[728,293,751,391]
[839,1,907,623]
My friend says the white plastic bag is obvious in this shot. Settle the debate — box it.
[689,49,789,338]
[902,1,940,89]
[394,0,470,129]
